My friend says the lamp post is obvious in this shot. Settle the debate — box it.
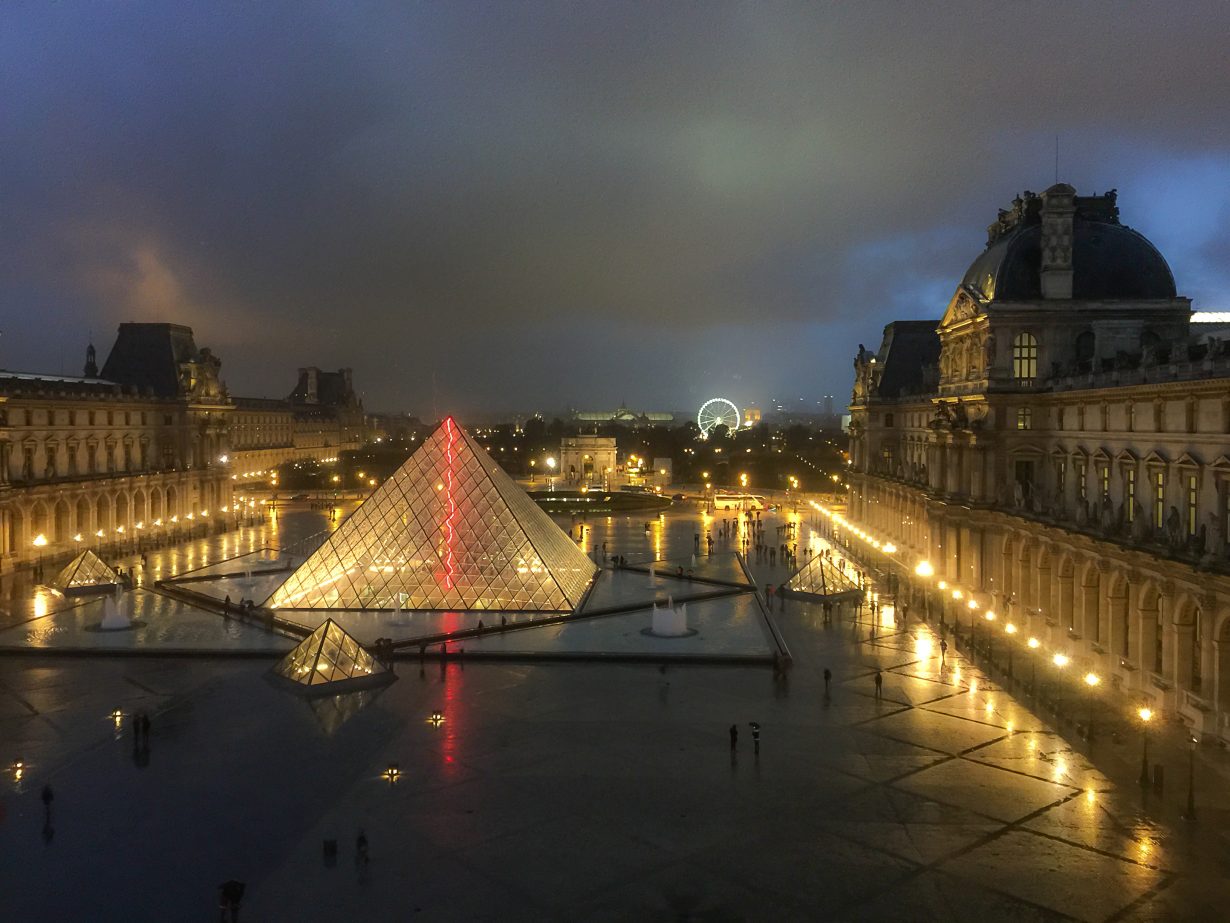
[1083,672,1099,740]
[984,610,996,664]
[1027,637,1040,693]
[32,533,47,575]
[1137,707,1153,787]
[1004,623,1017,677]
[915,561,933,621]
[1185,735,1197,821]
[1051,652,1069,713]
[546,456,556,491]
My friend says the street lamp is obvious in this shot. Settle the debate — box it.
[1004,622,1017,677]
[546,456,557,490]
[1084,672,1100,740]
[1185,735,1198,821]
[1028,637,1040,693]
[1137,707,1153,787]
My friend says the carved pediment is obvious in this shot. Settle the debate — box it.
[940,289,983,329]
[1174,452,1202,469]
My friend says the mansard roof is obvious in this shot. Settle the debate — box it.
[874,321,941,399]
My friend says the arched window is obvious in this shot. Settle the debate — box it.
[1013,333,1038,384]
[1075,330,1095,369]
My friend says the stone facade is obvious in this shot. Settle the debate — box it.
[560,435,618,486]
[0,325,365,565]
[848,185,1230,740]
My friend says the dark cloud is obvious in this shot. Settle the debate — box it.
[3,2,1229,413]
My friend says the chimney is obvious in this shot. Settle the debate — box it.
[1039,183,1076,299]
[298,367,319,404]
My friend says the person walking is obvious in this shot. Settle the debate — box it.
[873,670,884,700]
[749,722,761,756]
[823,668,832,695]
[729,724,738,752]
[940,639,948,664]
[355,830,369,870]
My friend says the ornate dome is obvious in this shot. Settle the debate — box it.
[961,188,1176,302]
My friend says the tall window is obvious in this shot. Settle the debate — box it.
[1100,466,1110,501]
[1016,408,1032,430]
[1187,474,1199,536]
[1193,609,1203,692]
[1076,460,1087,501]
[1013,333,1038,384]
[1154,471,1165,528]
[1154,608,1164,673]
[1056,460,1066,496]
[1126,468,1136,522]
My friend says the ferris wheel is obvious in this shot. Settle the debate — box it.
[698,398,740,437]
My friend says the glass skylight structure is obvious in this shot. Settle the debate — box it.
[272,618,387,687]
[55,549,119,591]
[785,555,861,598]
[267,418,596,612]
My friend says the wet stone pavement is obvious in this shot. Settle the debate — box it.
[1,501,1229,920]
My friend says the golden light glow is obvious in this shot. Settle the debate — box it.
[32,534,48,547]
[1052,653,1070,667]
[914,560,934,578]
[1138,707,1153,722]
[1005,623,1017,634]
[937,580,947,590]
[967,598,978,609]
[1028,637,1040,649]
[984,611,996,621]
[1084,672,1100,687]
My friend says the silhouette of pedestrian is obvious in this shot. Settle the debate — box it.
[749,721,761,756]
[41,784,54,822]
[356,829,369,870]
[940,639,948,664]
[823,668,832,695]
[874,670,884,700]
[218,880,245,922]
[729,724,738,751]
[140,712,151,741]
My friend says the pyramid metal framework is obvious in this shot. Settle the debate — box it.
[272,619,388,687]
[267,418,597,612]
[784,554,862,598]
[55,549,119,591]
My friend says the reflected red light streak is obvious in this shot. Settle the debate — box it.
[443,417,458,589]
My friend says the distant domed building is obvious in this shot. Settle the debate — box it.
[846,184,1230,741]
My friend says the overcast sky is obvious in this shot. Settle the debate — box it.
[3,2,1229,415]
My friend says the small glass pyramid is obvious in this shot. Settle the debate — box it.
[267,418,597,612]
[55,549,119,591]
[272,619,389,688]
[785,554,862,597]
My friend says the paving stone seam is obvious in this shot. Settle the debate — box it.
[1102,871,1179,923]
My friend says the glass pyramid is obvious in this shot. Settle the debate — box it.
[55,549,119,590]
[266,418,597,612]
[272,619,389,687]
[785,554,862,597]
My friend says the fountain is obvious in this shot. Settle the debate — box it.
[98,587,133,631]
[650,601,690,638]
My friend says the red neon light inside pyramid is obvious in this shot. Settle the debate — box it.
[265,416,596,611]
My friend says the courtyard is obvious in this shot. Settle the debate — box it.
[1,502,1228,920]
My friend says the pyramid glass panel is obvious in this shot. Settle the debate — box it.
[55,549,119,590]
[267,418,597,612]
[785,555,862,597]
[272,619,387,687]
